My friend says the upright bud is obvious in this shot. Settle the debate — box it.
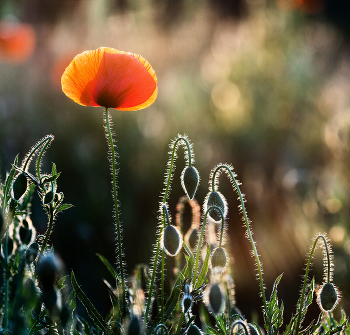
[204,191,227,222]
[210,247,227,277]
[163,225,182,256]
[207,283,224,315]
[181,166,199,200]
[317,282,340,312]
[12,173,28,201]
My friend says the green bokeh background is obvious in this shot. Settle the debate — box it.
[1,0,350,328]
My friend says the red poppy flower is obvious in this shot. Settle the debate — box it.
[61,47,158,111]
[0,20,36,63]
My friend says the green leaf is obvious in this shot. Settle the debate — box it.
[41,173,61,185]
[71,271,107,333]
[3,155,18,202]
[55,203,73,214]
[194,244,210,290]
[96,253,120,283]
[56,275,68,290]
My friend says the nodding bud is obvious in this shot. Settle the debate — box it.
[163,225,182,257]
[205,191,227,222]
[210,247,227,277]
[36,254,58,290]
[208,283,224,315]
[187,325,202,335]
[43,191,54,205]
[181,166,199,200]
[128,316,141,335]
[185,228,198,250]
[182,295,193,313]
[317,282,340,312]
[12,173,28,201]
[25,242,39,264]
[2,236,14,257]
[19,219,33,245]
[247,324,259,335]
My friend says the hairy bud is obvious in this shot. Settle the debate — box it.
[185,228,198,250]
[163,225,182,256]
[205,191,227,222]
[182,295,193,313]
[181,166,199,200]
[43,191,54,205]
[12,173,28,201]
[210,247,227,277]
[208,283,224,314]
[317,282,340,312]
[36,254,57,290]
[187,325,202,335]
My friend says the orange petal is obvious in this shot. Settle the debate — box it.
[61,47,157,110]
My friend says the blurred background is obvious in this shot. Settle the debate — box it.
[1,0,350,329]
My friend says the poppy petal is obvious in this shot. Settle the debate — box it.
[61,47,157,110]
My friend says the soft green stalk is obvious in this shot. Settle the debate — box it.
[144,136,193,326]
[175,312,185,335]
[193,205,224,286]
[40,204,54,254]
[23,135,53,172]
[295,234,330,335]
[103,108,127,316]
[231,320,250,335]
[36,136,54,182]
[3,231,9,330]
[211,164,268,316]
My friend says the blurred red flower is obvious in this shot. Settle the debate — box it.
[0,20,36,63]
[61,47,158,111]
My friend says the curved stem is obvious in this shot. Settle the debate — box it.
[36,137,53,182]
[193,205,224,286]
[103,108,126,316]
[230,321,249,335]
[211,164,268,315]
[3,232,9,330]
[23,135,53,172]
[295,234,329,335]
[153,324,168,335]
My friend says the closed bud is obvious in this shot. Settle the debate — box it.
[128,316,140,335]
[182,295,193,313]
[12,173,28,201]
[208,283,224,315]
[44,191,54,205]
[187,325,202,335]
[2,236,14,257]
[25,242,39,264]
[317,282,340,312]
[163,225,182,256]
[205,191,227,222]
[19,219,33,245]
[185,228,198,250]
[210,247,227,277]
[181,166,199,200]
[36,254,57,290]
[247,324,259,335]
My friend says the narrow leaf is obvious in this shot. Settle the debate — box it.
[194,244,210,290]
[96,253,120,283]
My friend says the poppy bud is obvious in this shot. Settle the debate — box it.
[187,325,202,335]
[36,254,57,290]
[208,283,224,315]
[2,236,14,257]
[25,242,39,264]
[181,166,199,200]
[163,225,182,257]
[205,191,227,222]
[247,324,259,335]
[210,247,227,277]
[182,295,193,313]
[317,282,339,312]
[128,316,140,335]
[19,219,33,245]
[185,228,198,250]
[12,173,28,201]
[43,191,54,205]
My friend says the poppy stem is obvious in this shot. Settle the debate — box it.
[103,108,127,317]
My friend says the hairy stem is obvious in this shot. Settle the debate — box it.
[40,204,54,254]
[103,108,126,316]
[211,164,268,316]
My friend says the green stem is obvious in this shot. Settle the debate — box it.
[144,136,193,326]
[36,137,53,183]
[3,231,9,330]
[230,320,250,335]
[23,135,53,172]
[211,164,268,315]
[103,108,126,316]
[193,205,223,286]
[175,312,185,335]
[295,234,329,335]
[153,324,168,335]
[40,204,54,254]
